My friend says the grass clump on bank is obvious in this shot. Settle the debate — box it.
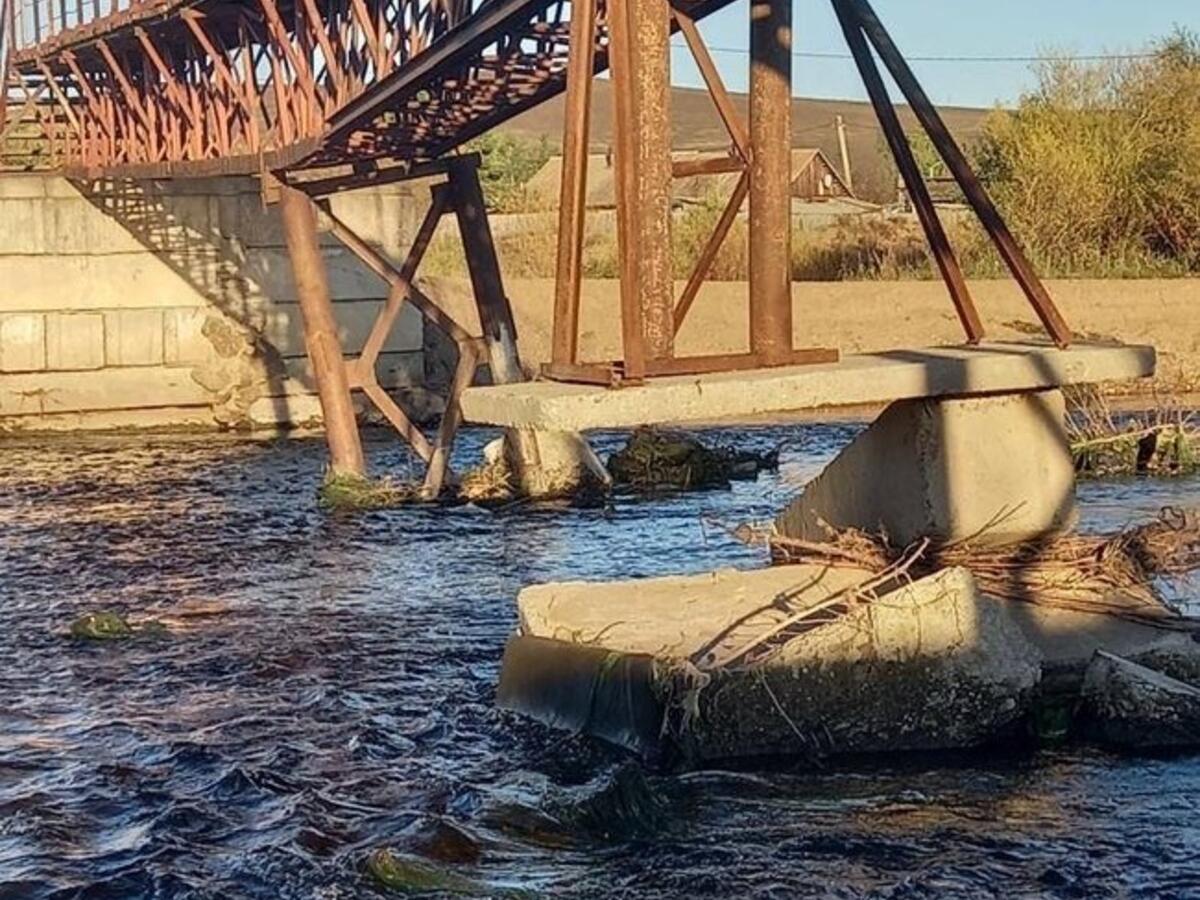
[318,472,422,510]
[1067,386,1198,478]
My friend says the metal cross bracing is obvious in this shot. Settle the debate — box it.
[0,0,735,180]
[0,0,1078,493]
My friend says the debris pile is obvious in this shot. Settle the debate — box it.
[767,507,1200,630]
[607,428,778,492]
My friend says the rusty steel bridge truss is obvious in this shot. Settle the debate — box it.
[0,0,1075,490]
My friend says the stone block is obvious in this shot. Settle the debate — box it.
[1080,651,1200,749]
[262,300,423,358]
[0,313,47,372]
[242,246,389,300]
[0,198,47,254]
[776,389,1077,546]
[43,198,147,254]
[0,253,214,312]
[104,309,164,367]
[0,175,49,199]
[0,367,211,416]
[45,313,105,371]
[164,308,218,365]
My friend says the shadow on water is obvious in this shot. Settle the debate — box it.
[1,425,1200,898]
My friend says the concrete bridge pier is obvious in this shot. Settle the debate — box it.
[775,389,1079,548]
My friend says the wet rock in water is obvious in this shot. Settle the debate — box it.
[70,611,134,640]
[365,848,534,898]
[608,428,777,492]
[483,765,671,848]
[1080,651,1200,749]
[560,765,672,841]
[365,849,485,896]
[398,816,483,864]
[69,611,168,641]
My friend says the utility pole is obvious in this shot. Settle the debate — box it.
[835,114,854,195]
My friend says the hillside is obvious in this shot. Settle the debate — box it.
[502,81,991,203]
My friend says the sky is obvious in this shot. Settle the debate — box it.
[676,0,1197,107]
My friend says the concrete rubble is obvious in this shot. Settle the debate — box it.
[499,560,1200,764]
[501,565,1045,763]
[1080,651,1200,750]
[496,352,1200,765]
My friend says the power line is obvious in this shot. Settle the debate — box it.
[676,44,1158,64]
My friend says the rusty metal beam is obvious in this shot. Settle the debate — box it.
[845,0,1071,348]
[832,0,983,345]
[278,183,366,477]
[549,0,596,368]
[748,0,793,365]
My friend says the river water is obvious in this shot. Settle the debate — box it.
[2,425,1200,899]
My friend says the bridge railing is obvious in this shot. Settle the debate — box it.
[11,0,137,49]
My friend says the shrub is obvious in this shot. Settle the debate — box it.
[974,29,1200,274]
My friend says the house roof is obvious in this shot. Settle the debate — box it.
[526,147,854,209]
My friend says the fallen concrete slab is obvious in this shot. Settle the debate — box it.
[501,565,1043,763]
[461,343,1155,431]
[1080,651,1200,749]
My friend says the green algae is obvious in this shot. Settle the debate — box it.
[318,472,422,510]
[69,611,167,641]
[70,611,134,640]
[365,848,537,898]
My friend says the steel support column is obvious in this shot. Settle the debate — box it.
[550,0,596,368]
[832,0,982,343]
[749,0,793,364]
[610,0,674,368]
[278,183,366,477]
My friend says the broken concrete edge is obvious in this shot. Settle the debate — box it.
[1078,649,1200,750]
[461,343,1157,431]
[500,560,1200,764]
[500,566,1047,765]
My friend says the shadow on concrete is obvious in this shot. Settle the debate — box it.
[72,175,429,430]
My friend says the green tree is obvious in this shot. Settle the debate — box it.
[465,132,553,213]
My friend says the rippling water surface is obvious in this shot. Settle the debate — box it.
[2,425,1200,899]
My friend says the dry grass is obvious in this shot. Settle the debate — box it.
[1066,385,1198,477]
[317,472,422,510]
[764,508,1200,631]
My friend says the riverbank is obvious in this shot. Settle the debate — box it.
[425,276,1200,401]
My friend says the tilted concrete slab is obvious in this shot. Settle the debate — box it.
[461,342,1155,430]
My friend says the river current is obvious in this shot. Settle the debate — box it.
[2,425,1199,899]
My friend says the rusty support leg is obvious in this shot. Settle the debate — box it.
[610,0,674,368]
[422,340,479,499]
[446,156,543,486]
[278,183,366,477]
[847,0,1070,348]
[749,0,793,364]
[446,155,524,385]
[550,0,596,368]
[832,0,983,344]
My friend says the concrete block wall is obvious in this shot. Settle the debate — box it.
[0,173,434,432]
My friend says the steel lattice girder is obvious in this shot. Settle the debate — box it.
[4,0,738,179]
